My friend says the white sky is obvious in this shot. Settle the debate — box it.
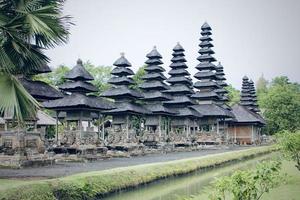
[46,0,300,89]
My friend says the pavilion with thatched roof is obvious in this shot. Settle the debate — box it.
[43,59,114,146]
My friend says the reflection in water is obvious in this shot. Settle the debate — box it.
[103,154,275,200]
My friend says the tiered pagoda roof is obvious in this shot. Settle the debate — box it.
[139,47,175,115]
[191,22,222,102]
[215,62,229,103]
[164,43,200,118]
[239,76,260,113]
[44,59,114,111]
[102,54,149,115]
[247,79,260,113]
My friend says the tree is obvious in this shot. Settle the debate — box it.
[225,84,240,106]
[210,161,284,200]
[277,130,300,171]
[131,66,145,90]
[0,0,71,122]
[260,76,300,134]
[33,64,70,86]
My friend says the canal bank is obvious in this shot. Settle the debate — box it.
[0,146,275,200]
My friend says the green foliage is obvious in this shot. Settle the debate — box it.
[209,160,284,200]
[33,65,70,86]
[45,126,56,139]
[259,76,300,134]
[0,74,40,123]
[276,130,300,171]
[225,84,240,106]
[0,0,71,122]
[0,146,275,200]
[84,61,112,94]
[131,66,146,90]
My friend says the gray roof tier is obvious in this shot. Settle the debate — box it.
[168,68,190,76]
[107,76,134,85]
[194,71,218,79]
[142,72,166,81]
[20,78,63,101]
[58,81,98,93]
[172,51,185,56]
[197,54,216,62]
[230,104,265,125]
[101,86,143,99]
[165,85,194,95]
[139,81,170,91]
[191,91,221,100]
[111,67,134,76]
[195,62,216,70]
[171,56,186,62]
[169,62,188,69]
[201,22,212,30]
[215,88,228,94]
[167,76,192,85]
[201,30,212,36]
[113,54,132,67]
[199,41,214,48]
[193,81,220,89]
[103,102,150,115]
[142,91,172,101]
[191,104,234,118]
[217,81,228,87]
[65,59,94,81]
[175,107,203,118]
[164,96,196,106]
[173,43,184,51]
[199,35,212,41]
[144,104,177,115]
[198,48,215,54]
[43,93,114,111]
[144,65,166,72]
[145,58,163,65]
[146,47,162,59]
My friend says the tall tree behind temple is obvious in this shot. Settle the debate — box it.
[0,0,71,121]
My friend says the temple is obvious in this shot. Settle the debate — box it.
[43,59,114,149]
[139,47,175,144]
[101,53,150,145]
[228,76,265,144]
[164,43,201,145]
[191,22,233,144]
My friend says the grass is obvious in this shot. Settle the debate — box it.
[0,146,275,200]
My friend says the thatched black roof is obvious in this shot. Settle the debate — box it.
[143,91,172,101]
[194,81,220,89]
[113,53,132,67]
[43,93,114,111]
[164,96,196,106]
[65,59,94,81]
[191,104,234,118]
[111,67,134,76]
[139,80,169,90]
[195,62,216,70]
[103,102,150,115]
[20,78,63,101]
[168,68,190,76]
[239,76,260,113]
[230,104,265,125]
[191,91,221,100]
[29,64,52,75]
[175,107,202,118]
[59,81,98,93]
[165,85,194,95]
[194,71,217,79]
[107,76,134,85]
[142,72,167,81]
[167,76,192,85]
[144,104,177,115]
[101,85,143,99]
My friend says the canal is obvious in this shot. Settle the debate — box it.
[103,153,276,200]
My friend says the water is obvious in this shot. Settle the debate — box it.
[102,153,276,200]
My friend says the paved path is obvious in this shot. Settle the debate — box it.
[0,147,250,179]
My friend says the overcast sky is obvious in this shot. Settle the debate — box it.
[46,0,300,89]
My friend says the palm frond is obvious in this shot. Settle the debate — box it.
[0,73,40,123]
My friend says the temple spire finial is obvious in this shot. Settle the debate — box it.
[120,52,125,57]
[77,58,83,65]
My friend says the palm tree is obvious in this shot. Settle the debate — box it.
[0,0,71,123]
